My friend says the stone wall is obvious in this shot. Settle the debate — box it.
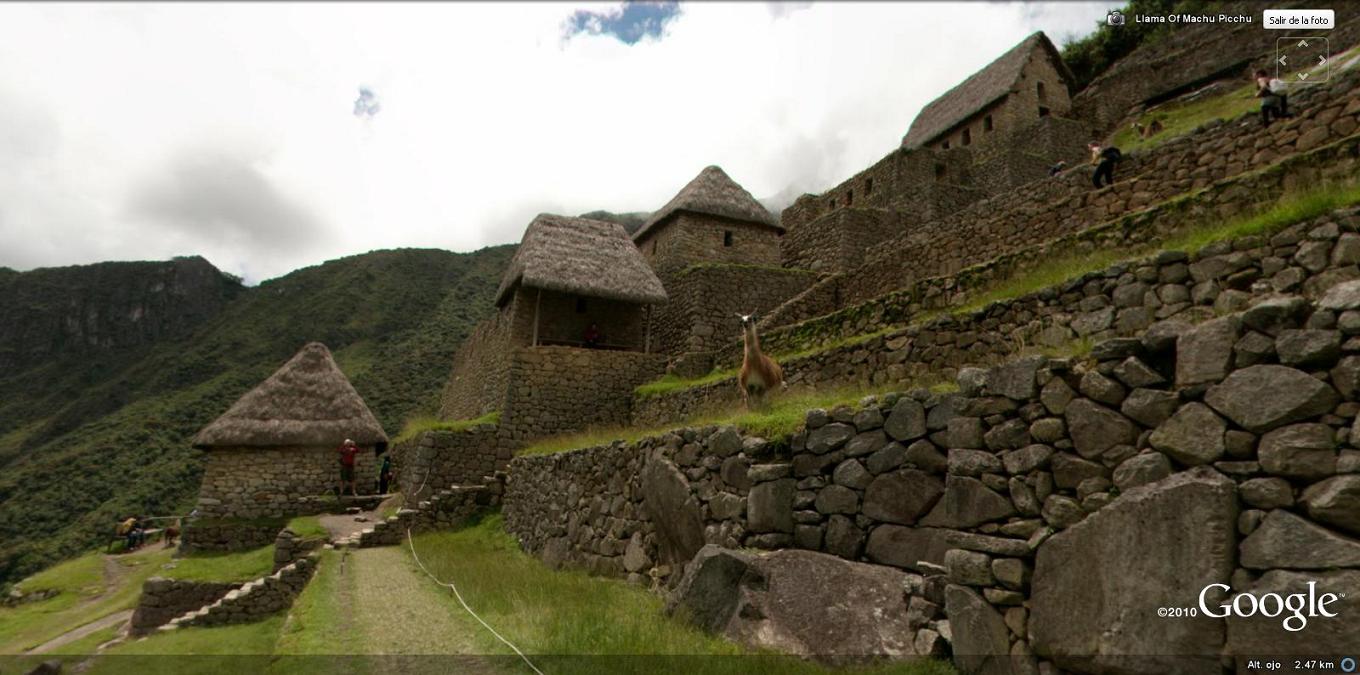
[648,264,818,357]
[131,578,242,635]
[636,202,1360,428]
[507,288,1360,668]
[730,119,1360,374]
[438,311,514,420]
[828,68,1360,310]
[922,40,1074,152]
[637,213,783,275]
[195,445,380,519]
[161,554,319,631]
[497,346,667,443]
[390,424,509,504]
[272,527,324,572]
[178,519,282,553]
[780,209,906,274]
[506,286,649,351]
[350,476,504,548]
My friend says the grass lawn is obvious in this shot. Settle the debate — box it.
[393,410,500,444]
[408,513,955,675]
[161,545,275,584]
[520,382,946,458]
[286,515,329,541]
[0,546,174,654]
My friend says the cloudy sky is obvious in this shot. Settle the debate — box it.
[0,1,1119,284]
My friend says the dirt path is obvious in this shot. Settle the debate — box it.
[318,511,381,541]
[28,609,131,655]
[344,546,503,673]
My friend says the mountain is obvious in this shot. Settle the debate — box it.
[0,245,514,585]
[578,210,650,235]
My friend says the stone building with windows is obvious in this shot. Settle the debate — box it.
[192,341,388,519]
[633,166,786,275]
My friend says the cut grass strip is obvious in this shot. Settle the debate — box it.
[162,546,275,584]
[409,513,955,675]
[392,410,500,445]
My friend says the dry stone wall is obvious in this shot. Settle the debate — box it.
[438,312,514,420]
[637,202,1360,432]
[348,477,503,548]
[161,554,318,631]
[506,288,1360,670]
[763,69,1360,336]
[648,264,818,357]
[130,578,242,635]
[720,131,1360,374]
[390,425,508,504]
[178,519,281,553]
[498,346,666,442]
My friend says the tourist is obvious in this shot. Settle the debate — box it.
[583,323,602,349]
[116,515,138,551]
[1048,160,1066,177]
[377,454,393,494]
[1089,142,1121,189]
[337,438,360,497]
[1255,69,1291,127]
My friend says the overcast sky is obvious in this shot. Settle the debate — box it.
[0,1,1120,284]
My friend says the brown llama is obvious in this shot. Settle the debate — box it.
[737,313,785,408]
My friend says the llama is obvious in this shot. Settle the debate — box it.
[737,313,785,408]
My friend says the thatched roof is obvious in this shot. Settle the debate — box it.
[901,32,1073,149]
[192,342,388,449]
[495,214,668,307]
[633,166,780,242]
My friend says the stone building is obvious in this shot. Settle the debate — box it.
[192,342,387,519]
[633,166,785,275]
[901,31,1074,151]
[496,213,668,351]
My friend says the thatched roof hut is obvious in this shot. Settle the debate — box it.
[633,165,780,243]
[192,342,388,449]
[495,214,668,308]
[901,31,1073,150]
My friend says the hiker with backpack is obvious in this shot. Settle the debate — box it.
[1089,142,1122,189]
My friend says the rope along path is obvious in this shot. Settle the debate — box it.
[405,528,545,675]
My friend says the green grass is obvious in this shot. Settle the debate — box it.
[273,549,350,656]
[636,327,899,399]
[0,547,174,654]
[162,546,275,584]
[1164,180,1360,253]
[392,410,500,444]
[522,381,933,458]
[408,513,954,675]
[1109,42,1356,153]
[285,516,328,541]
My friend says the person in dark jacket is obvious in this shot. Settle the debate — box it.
[377,454,393,495]
[1089,142,1121,189]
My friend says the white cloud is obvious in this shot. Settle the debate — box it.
[0,1,1118,283]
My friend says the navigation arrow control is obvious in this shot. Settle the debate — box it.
[1279,55,1288,66]
[1298,39,1310,48]
[1298,72,1310,81]
[1319,55,1328,66]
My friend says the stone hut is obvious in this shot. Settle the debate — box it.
[192,342,388,519]
[901,31,1074,151]
[633,165,783,274]
[495,213,668,352]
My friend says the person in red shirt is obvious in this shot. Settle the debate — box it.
[337,439,360,497]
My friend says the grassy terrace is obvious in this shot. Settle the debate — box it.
[1107,42,1355,153]
[393,410,500,444]
[628,176,1360,409]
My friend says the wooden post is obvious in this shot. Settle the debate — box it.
[645,305,652,354]
[532,288,541,347]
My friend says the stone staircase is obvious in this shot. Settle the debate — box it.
[158,554,318,631]
[333,475,505,549]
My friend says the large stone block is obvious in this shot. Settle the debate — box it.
[1175,315,1239,386]
[862,470,944,525]
[1148,403,1227,466]
[1030,468,1236,675]
[1065,399,1138,459]
[945,584,1013,675]
[641,456,706,568]
[1204,365,1339,433]
[919,476,1015,528]
[1239,509,1360,569]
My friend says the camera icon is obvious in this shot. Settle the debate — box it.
[1107,10,1125,26]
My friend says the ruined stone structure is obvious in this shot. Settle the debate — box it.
[191,342,387,520]
[634,166,784,275]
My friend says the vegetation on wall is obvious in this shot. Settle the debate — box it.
[1060,0,1206,90]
